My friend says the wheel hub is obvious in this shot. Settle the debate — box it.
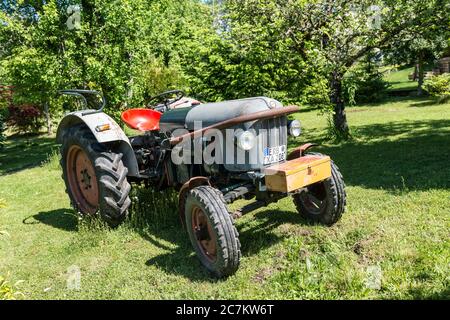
[66,145,99,214]
[301,183,327,214]
[80,169,92,189]
[192,206,217,262]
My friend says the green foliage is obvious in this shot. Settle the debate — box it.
[424,74,450,103]
[185,0,336,111]
[344,60,389,105]
[261,0,449,137]
[135,56,187,104]
[1,0,448,138]
[0,0,211,130]
[185,22,307,102]
[300,76,332,110]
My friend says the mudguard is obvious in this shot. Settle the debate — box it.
[56,110,140,177]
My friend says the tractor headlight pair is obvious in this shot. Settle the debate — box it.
[236,131,256,151]
[288,120,302,137]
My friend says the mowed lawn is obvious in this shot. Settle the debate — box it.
[383,66,417,91]
[0,97,449,300]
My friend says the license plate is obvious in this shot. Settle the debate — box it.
[263,145,286,165]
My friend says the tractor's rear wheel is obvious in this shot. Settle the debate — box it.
[61,125,131,227]
[185,186,241,278]
[292,153,346,225]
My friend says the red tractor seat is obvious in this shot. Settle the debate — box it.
[121,109,162,131]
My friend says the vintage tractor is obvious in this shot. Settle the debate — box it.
[57,89,346,277]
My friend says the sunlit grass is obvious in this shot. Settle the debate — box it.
[0,96,449,299]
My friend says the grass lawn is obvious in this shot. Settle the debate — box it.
[384,66,418,91]
[0,97,449,299]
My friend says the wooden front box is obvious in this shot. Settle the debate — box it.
[264,155,332,193]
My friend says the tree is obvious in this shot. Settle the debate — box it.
[384,12,449,95]
[223,0,449,139]
[0,0,212,130]
[186,0,327,105]
[283,0,449,138]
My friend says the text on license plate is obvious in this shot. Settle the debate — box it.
[263,145,286,165]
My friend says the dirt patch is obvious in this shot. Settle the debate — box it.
[278,224,314,237]
[347,108,369,113]
[352,234,385,265]
[253,267,274,283]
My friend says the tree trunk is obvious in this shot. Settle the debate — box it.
[330,71,350,139]
[44,102,52,135]
[417,52,425,96]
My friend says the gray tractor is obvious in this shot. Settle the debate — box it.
[57,89,346,277]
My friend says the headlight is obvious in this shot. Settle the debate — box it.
[288,120,302,137]
[236,131,256,150]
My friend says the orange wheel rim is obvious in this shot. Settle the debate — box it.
[66,145,99,214]
[191,205,217,262]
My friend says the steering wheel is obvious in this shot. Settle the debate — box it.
[147,90,185,111]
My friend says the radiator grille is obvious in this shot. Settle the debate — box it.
[222,116,288,172]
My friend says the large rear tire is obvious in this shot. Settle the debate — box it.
[292,153,346,225]
[61,125,131,227]
[185,186,241,278]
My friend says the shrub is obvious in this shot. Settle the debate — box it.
[300,76,333,111]
[344,62,389,105]
[7,104,42,134]
[423,74,450,103]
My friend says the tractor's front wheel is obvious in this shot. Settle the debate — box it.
[292,153,346,225]
[61,125,131,227]
[185,186,241,278]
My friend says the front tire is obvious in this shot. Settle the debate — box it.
[185,186,241,278]
[61,125,131,227]
[293,153,346,225]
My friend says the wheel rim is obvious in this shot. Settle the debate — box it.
[300,182,327,215]
[191,205,217,262]
[66,145,99,214]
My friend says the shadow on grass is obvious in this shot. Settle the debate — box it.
[0,134,58,175]
[291,119,450,191]
[408,100,441,108]
[407,286,450,300]
[238,208,307,256]
[131,187,307,280]
[23,209,78,232]
[141,208,305,281]
[22,118,449,280]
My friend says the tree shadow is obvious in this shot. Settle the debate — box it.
[140,203,305,280]
[137,118,450,279]
[23,209,78,232]
[406,286,450,300]
[238,208,307,256]
[0,134,58,175]
[19,119,449,281]
[142,227,218,282]
[294,119,449,191]
[408,100,439,108]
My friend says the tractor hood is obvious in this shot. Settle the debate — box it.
[159,97,283,132]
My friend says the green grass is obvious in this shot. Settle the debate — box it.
[384,66,418,91]
[0,97,449,299]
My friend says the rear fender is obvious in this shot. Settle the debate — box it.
[57,111,140,177]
